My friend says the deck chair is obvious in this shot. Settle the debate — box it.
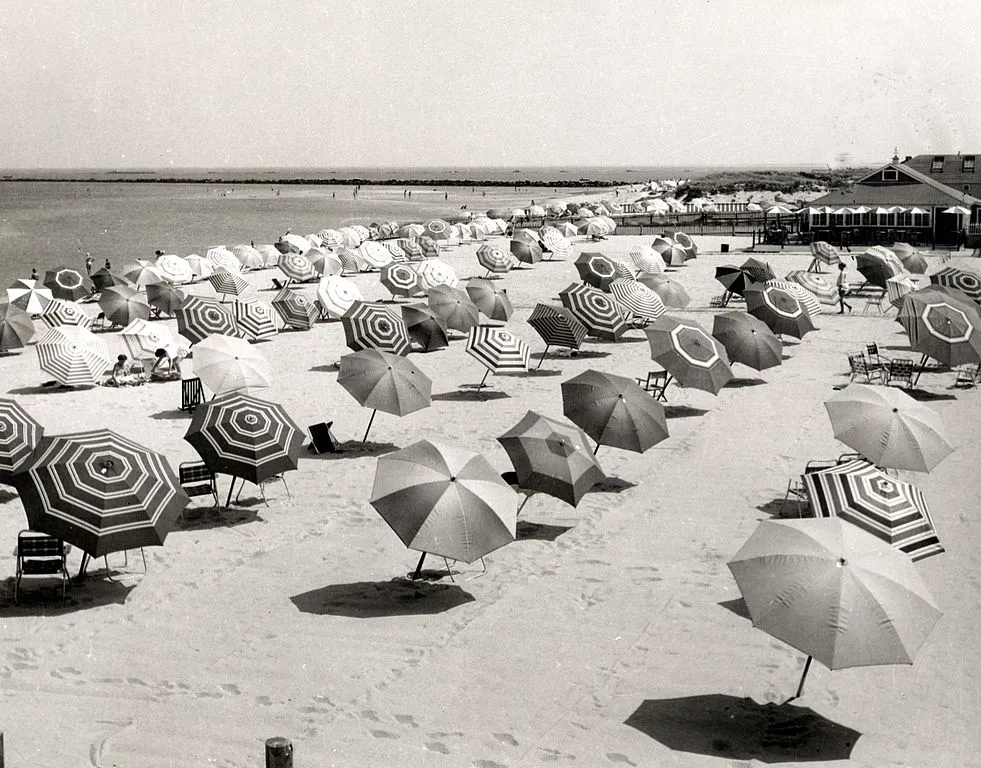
[864,342,892,374]
[848,353,884,384]
[15,530,71,604]
[861,289,887,315]
[781,459,837,517]
[233,474,291,507]
[180,377,204,411]
[885,358,916,390]
[635,370,670,401]
[179,461,220,516]
[954,363,981,388]
[708,293,731,308]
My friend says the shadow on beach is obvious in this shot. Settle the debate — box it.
[0,576,136,616]
[300,440,399,460]
[725,376,767,388]
[590,477,637,494]
[174,506,262,530]
[664,404,710,419]
[516,520,574,541]
[290,578,475,618]
[433,389,511,402]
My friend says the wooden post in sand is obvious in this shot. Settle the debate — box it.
[265,736,292,768]
[1,731,5,768]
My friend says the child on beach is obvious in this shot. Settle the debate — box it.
[836,263,852,314]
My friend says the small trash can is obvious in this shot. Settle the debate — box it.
[720,243,730,253]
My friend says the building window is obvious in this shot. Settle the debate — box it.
[913,211,931,228]
[898,211,913,227]
[964,156,976,173]
[882,169,899,182]
[931,156,945,172]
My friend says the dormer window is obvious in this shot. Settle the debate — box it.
[964,156,976,173]
[882,169,899,182]
[931,156,945,172]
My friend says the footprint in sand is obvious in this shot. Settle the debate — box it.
[219,683,241,695]
[425,742,450,754]
[370,729,400,740]
[606,754,636,766]
[395,714,419,727]
[472,761,508,768]
[493,732,519,747]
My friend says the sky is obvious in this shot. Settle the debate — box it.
[1,0,979,169]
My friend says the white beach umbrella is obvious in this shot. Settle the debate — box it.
[193,333,271,395]
[207,247,242,273]
[119,318,180,359]
[254,244,282,268]
[317,275,364,320]
[184,254,214,279]
[417,259,460,291]
[155,254,194,284]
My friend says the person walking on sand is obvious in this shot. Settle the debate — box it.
[30,267,38,280]
[84,253,94,275]
[836,262,852,314]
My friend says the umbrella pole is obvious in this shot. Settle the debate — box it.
[411,551,427,580]
[362,409,377,443]
[77,552,90,580]
[225,476,238,509]
[476,369,490,391]
[517,493,532,516]
[915,353,928,386]
[536,346,549,369]
[593,441,601,456]
[791,655,813,701]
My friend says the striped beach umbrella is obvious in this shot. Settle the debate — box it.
[423,218,452,240]
[338,349,433,441]
[319,229,345,249]
[645,315,733,394]
[119,319,179,360]
[540,230,572,260]
[608,278,666,322]
[341,301,412,356]
[740,257,778,284]
[370,439,517,570]
[527,303,588,368]
[652,237,688,267]
[401,303,449,352]
[418,236,440,260]
[886,275,919,309]
[272,287,318,330]
[575,252,619,290]
[930,266,981,305]
[559,282,629,341]
[336,247,362,274]
[40,299,93,329]
[278,253,318,283]
[466,325,531,388]
[810,241,840,268]
[380,262,424,298]
[316,276,364,320]
[510,232,543,265]
[745,285,816,339]
[611,258,639,281]
[857,247,906,289]
[208,268,252,301]
[146,282,186,317]
[785,270,838,306]
[636,274,691,309]
[0,397,42,485]
[154,254,194,284]
[803,459,943,562]
[0,302,36,353]
[498,410,605,507]
[356,241,394,270]
[232,299,278,341]
[193,333,271,396]
[417,258,460,291]
[176,295,239,344]
[399,239,424,261]
[629,245,666,275]
[384,240,409,263]
[561,369,669,454]
[35,326,111,386]
[476,244,514,275]
[766,279,823,316]
[902,292,981,367]
[43,266,92,301]
[12,429,188,558]
[466,279,513,322]
[428,284,480,333]
[7,279,54,314]
[207,248,242,274]
[711,311,782,372]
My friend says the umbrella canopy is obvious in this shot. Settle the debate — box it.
[0,397,42,485]
[89,267,128,292]
[428,284,480,333]
[857,247,906,288]
[608,278,666,321]
[399,239,424,261]
[184,254,214,279]
[423,218,452,240]
[370,439,517,564]
[810,240,841,267]
[119,318,179,359]
[466,326,531,375]
[12,429,188,557]
[39,299,92,329]
[380,263,424,298]
[629,245,667,275]
[7,279,53,314]
[711,311,782,371]
[510,232,543,264]
[185,392,304,485]
[784,270,838,306]
[401,303,449,352]
[715,264,758,297]
[476,244,514,275]
[466,279,513,322]
[417,258,459,290]
[886,274,919,309]
[308,248,344,277]
[193,333,271,395]
[765,279,823,317]
[280,233,313,254]
[383,240,409,263]
[417,236,440,260]
[229,244,264,270]
[930,266,981,305]
[43,266,92,301]
[338,349,432,417]
[728,518,942,671]
[278,253,319,283]
[98,284,151,327]
[575,252,620,290]
[540,230,572,260]
[341,301,412,356]
[316,275,363,320]
[636,274,691,309]
[272,287,319,330]
[121,260,163,289]
[900,291,981,367]
[745,285,816,339]
[320,229,346,248]
[208,268,252,300]
[561,369,669,453]
[357,241,394,270]
[559,282,630,341]
[651,237,688,267]
[804,459,943,561]
[673,231,698,258]
[825,383,954,472]
[35,325,111,386]
[498,410,605,507]
[528,303,588,352]
[645,315,733,394]
[175,295,239,344]
[232,299,278,341]
[897,250,929,275]
[0,302,37,352]
[740,257,778,284]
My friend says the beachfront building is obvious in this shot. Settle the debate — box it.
[802,153,981,248]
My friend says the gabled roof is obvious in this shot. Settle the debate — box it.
[903,154,979,189]
[810,162,981,208]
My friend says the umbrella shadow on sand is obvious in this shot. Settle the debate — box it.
[725,376,767,388]
[516,520,575,541]
[290,578,475,618]
[755,497,809,519]
[149,409,194,421]
[433,389,510,402]
[589,477,637,494]
[0,575,136,616]
[7,384,83,396]
[664,404,710,418]
[175,506,261,530]
[625,694,861,763]
[0,488,17,505]
[301,439,399,459]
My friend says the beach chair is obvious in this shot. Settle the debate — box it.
[781,459,837,517]
[635,370,670,401]
[14,530,71,604]
[861,289,887,315]
[179,461,220,516]
[708,293,731,308]
[180,377,204,411]
[233,474,291,507]
[954,363,980,388]
[864,342,892,374]
[848,353,884,384]
[885,358,916,390]
[307,421,340,454]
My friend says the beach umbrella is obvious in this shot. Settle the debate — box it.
[206,248,242,274]
[559,282,630,341]
[418,236,440,260]
[930,266,981,305]
[428,284,479,333]
[397,224,425,240]
[7,279,54,314]
[146,278,186,317]
[527,205,546,218]
[356,241,393,271]
[810,241,840,269]
[121,260,162,289]
[280,233,313,254]
[417,258,459,290]
[35,326,111,387]
[341,301,411,356]
[232,299,278,341]
[466,279,513,322]
[527,303,588,367]
[185,392,304,504]
[39,298,92,329]
[98,284,150,327]
[715,264,757,297]
[740,257,778,284]
[636,274,691,309]
[277,252,318,283]
[252,244,282,268]
[338,349,432,441]
[645,315,733,394]
[651,237,687,267]
[316,275,363,320]
[891,245,928,275]
[383,240,408,263]
[900,292,981,367]
[119,318,179,360]
[228,244,264,271]
[476,244,515,276]
[271,287,319,330]
[711,311,782,371]
[629,245,667,275]
[540,230,572,260]
[12,429,188,559]
[555,222,578,238]
[176,295,239,344]
[306,248,343,277]
[608,278,666,322]
[421,218,451,240]
[561,369,669,454]
[784,270,838,306]
[803,459,943,562]
[380,263,424,298]
[824,384,954,472]
[728,518,943,699]
[498,411,606,507]
[745,285,816,339]
[401,303,449,352]
[184,254,214,279]
[153,254,194,284]
[510,231,543,265]
[580,219,610,239]
[193,333,271,395]
[208,268,252,301]
[897,286,978,346]
[856,247,906,289]
[0,302,35,353]
[886,274,919,309]
[319,229,346,249]
[765,279,823,317]
[399,239,424,261]
[0,397,42,485]
[370,439,517,573]
[610,258,639,280]
[43,266,92,301]
[465,325,531,389]
[575,252,620,290]
[673,232,698,258]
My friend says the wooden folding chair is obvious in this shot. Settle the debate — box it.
[14,530,71,604]
[635,370,670,401]
[180,377,204,411]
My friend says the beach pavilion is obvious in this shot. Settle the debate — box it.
[802,153,981,249]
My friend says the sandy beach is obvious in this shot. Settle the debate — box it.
[1,233,979,767]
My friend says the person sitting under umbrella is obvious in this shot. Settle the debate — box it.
[105,354,142,387]
[149,347,181,381]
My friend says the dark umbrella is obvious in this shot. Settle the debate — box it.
[466,279,514,322]
[739,257,778,284]
[341,301,411,356]
[0,301,36,353]
[856,247,905,289]
[527,303,588,368]
[900,291,981,368]
[176,295,239,343]
[337,349,432,442]
[0,397,42,485]
[44,266,93,301]
[930,266,981,305]
[380,263,424,299]
[401,303,449,352]
[712,311,782,371]
[575,252,619,290]
[510,231,543,265]
[636,274,691,308]
[645,315,733,394]
[145,282,186,316]
[89,267,127,292]
[559,282,629,341]
[428,284,480,334]
[98,284,151,327]
[745,285,817,339]
[715,264,758,298]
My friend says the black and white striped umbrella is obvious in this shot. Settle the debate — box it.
[232,299,279,341]
[466,325,531,386]
[35,326,112,387]
[745,285,816,339]
[575,252,620,290]
[12,429,188,557]
[528,303,588,366]
[341,301,412,356]
[930,266,981,305]
[380,263,424,298]
[357,241,394,270]
[428,284,480,333]
[319,229,345,249]
[207,247,243,274]
[278,253,318,282]
[636,274,691,309]
[119,318,179,359]
[645,315,733,394]
[40,299,93,329]
[272,287,319,330]
[766,279,823,316]
[176,295,239,344]
[803,459,943,562]
[208,268,252,300]
[424,218,452,240]
[476,244,515,275]
[43,266,92,301]
[540,230,572,260]
[740,256,778,284]
[0,397,42,485]
[7,278,53,314]
[316,275,364,320]
[651,237,688,267]
[466,279,514,322]
[608,278,666,321]
[185,392,304,486]
[559,282,629,341]
[810,240,841,266]
[629,245,667,275]
[886,275,919,309]
[418,236,440,260]
[384,240,409,263]
[785,270,838,305]
[399,239,424,261]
